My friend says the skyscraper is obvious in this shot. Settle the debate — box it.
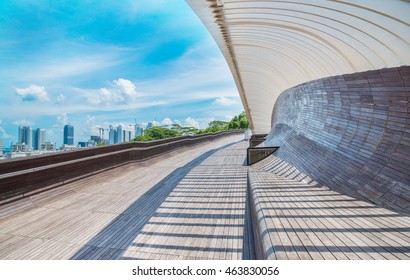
[109,125,117,144]
[0,140,3,155]
[63,124,74,145]
[114,125,134,143]
[123,130,129,142]
[116,125,123,143]
[18,126,32,148]
[33,128,46,150]
[135,124,143,136]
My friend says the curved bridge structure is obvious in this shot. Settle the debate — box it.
[187,0,410,133]
[187,0,410,212]
[0,1,409,260]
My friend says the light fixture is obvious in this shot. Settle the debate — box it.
[216,0,224,8]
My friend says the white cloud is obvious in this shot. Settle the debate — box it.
[214,96,237,106]
[53,113,69,130]
[161,118,173,126]
[59,113,69,125]
[99,87,121,104]
[5,49,126,82]
[173,119,181,125]
[184,117,200,128]
[15,84,49,102]
[56,94,65,104]
[87,93,103,105]
[89,78,138,105]
[85,116,109,137]
[12,119,34,126]
[0,120,11,139]
[132,43,240,108]
[46,129,54,137]
[225,115,234,121]
[151,121,161,127]
[72,115,99,142]
[0,127,10,139]
[114,78,138,100]
[86,115,96,131]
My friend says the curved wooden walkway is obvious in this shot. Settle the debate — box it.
[0,135,248,260]
[0,134,409,259]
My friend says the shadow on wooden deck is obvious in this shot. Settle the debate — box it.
[70,141,242,260]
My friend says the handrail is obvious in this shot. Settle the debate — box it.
[0,131,239,174]
[0,130,243,202]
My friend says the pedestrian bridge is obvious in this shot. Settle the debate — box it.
[0,133,409,260]
[1,0,410,260]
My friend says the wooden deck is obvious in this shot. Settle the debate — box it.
[249,156,410,260]
[0,135,248,260]
[0,134,409,260]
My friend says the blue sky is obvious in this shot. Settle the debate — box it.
[0,0,243,148]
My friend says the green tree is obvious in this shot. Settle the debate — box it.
[228,112,249,129]
[132,135,154,142]
[145,127,179,139]
[132,112,249,141]
[199,120,228,134]
[208,120,228,130]
[171,124,182,130]
[133,127,179,142]
[179,126,201,135]
[237,112,249,128]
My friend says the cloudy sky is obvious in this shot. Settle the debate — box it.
[0,0,243,148]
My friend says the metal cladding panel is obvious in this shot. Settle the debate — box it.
[186,0,410,133]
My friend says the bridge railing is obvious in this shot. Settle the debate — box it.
[0,130,243,202]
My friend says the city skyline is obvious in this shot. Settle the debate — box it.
[0,115,221,151]
[0,113,244,150]
[0,1,244,149]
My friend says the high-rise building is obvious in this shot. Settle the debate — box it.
[114,125,134,143]
[116,126,123,143]
[63,125,74,145]
[146,122,153,130]
[109,125,117,144]
[123,130,132,142]
[135,124,143,136]
[18,126,32,148]
[33,128,46,150]
[0,140,3,155]
[128,125,135,140]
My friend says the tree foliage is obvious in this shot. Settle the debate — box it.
[132,112,249,142]
[146,126,178,139]
[228,112,249,129]
[201,120,229,134]
[133,127,178,142]
[133,135,154,142]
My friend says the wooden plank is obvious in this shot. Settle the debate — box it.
[248,167,410,260]
[0,135,246,260]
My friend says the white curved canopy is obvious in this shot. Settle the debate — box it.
[186,0,410,133]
